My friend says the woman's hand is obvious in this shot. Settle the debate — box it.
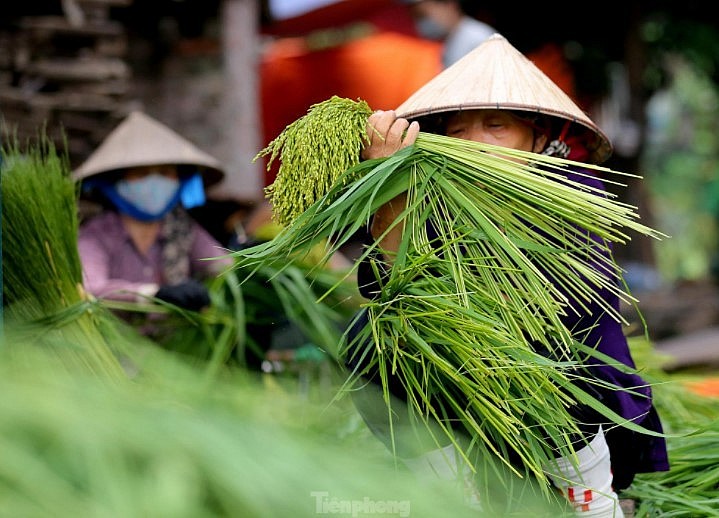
[360,111,419,261]
[362,110,420,160]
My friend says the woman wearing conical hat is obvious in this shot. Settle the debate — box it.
[74,111,231,315]
[347,34,668,516]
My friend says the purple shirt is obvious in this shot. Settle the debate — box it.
[78,211,231,301]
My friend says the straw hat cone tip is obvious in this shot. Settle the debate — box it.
[73,111,225,186]
[396,33,612,164]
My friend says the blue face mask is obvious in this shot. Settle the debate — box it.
[114,173,181,220]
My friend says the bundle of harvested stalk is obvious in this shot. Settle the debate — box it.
[241,96,664,489]
[257,95,372,226]
[1,138,126,379]
[627,421,719,517]
[618,338,719,516]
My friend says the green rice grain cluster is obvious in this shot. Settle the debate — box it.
[257,96,372,226]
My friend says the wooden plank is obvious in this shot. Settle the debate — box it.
[38,92,127,112]
[63,79,130,96]
[20,16,124,37]
[656,327,719,372]
[76,0,133,6]
[0,86,128,112]
[25,57,130,82]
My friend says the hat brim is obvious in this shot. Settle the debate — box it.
[395,34,612,164]
[73,111,225,187]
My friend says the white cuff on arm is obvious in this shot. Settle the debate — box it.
[134,283,160,303]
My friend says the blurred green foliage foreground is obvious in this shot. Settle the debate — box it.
[3,134,719,518]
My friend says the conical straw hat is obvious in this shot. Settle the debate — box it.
[395,33,612,164]
[73,111,224,186]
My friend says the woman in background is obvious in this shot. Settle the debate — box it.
[74,111,231,313]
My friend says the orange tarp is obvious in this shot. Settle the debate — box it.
[260,31,442,185]
[685,377,719,398]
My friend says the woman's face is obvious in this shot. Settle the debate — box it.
[444,110,547,153]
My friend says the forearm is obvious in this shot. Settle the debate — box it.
[370,192,407,264]
[79,237,158,302]
[84,277,159,302]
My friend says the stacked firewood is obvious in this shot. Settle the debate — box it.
[0,0,135,165]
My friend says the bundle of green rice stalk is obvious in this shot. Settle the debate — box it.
[207,259,359,366]
[615,336,719,516]
[1,138,125,379]
[240,97,664,488]
[627,420,719,517]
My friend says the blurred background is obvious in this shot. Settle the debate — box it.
[2,0,719,344]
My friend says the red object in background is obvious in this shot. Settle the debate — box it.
[526,42,577,104]
[263,0,416,37]
[260,31,442,186]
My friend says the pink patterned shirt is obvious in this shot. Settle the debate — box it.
[78,211,232,302]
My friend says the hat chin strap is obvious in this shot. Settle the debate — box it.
[542,139,571,158]
[541,120,573,158]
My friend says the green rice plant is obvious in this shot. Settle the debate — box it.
[621,337,719,516]
[209,258,359,365]
[1,138,125,379]
[98,253,361,376]
[0,331,570,517]
[234,97,667,493]
[623,376,719,517]
[628,423,719,517]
